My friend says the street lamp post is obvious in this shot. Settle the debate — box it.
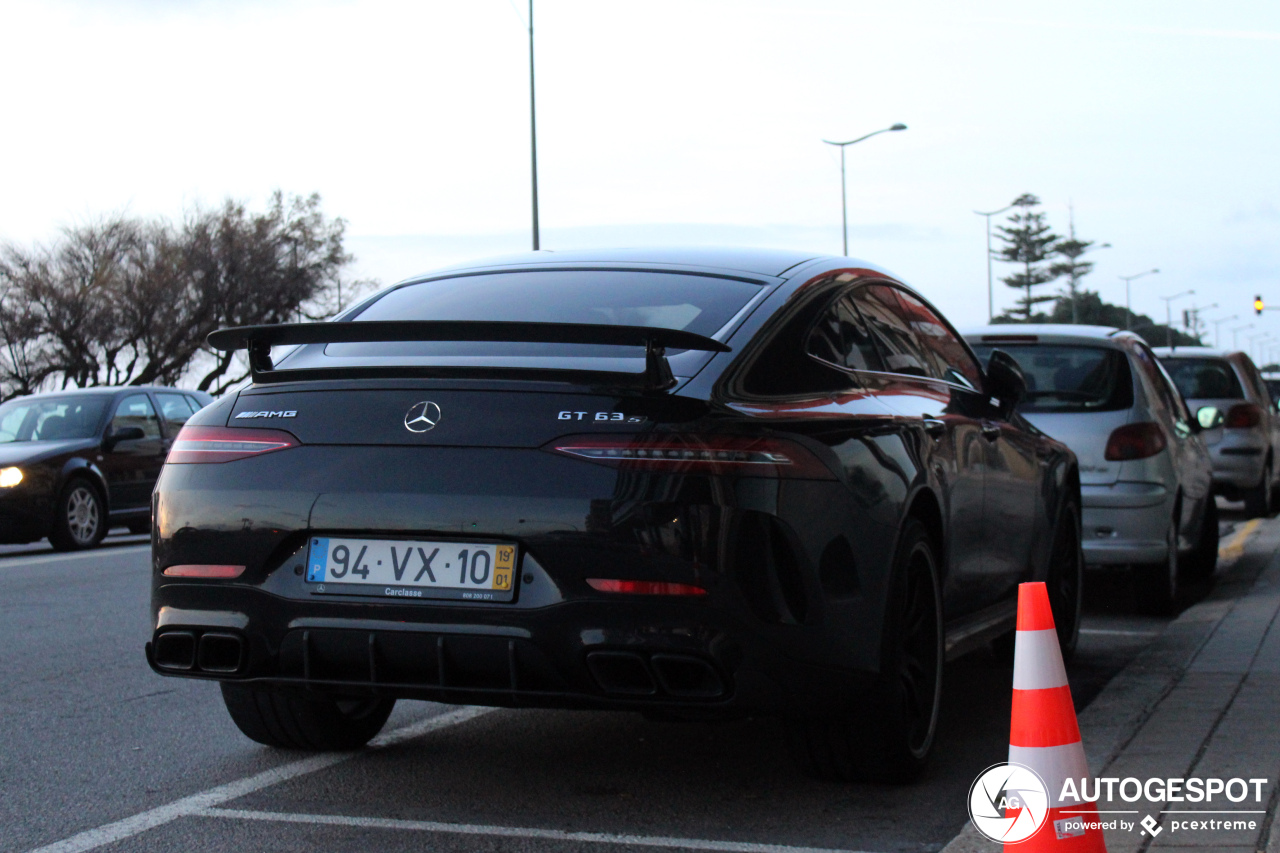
[1248,333,1270,363]
[528,0,539,250]
[1210,315,1238,348]
[974,204,1014,322]
[1119,269,1160,330]
[1185,302,1216,341]
[1232,324,1254,349]
[823,123,907,257]
[1159,290,1194,348]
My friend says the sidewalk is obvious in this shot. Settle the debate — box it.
[944,517,1280,853]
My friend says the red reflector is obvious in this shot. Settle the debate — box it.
[1226,403,1262,429]
[1104,422,1167,461]
[586,578,708,596]
[162,564,246,578]
[166,426,299,463]
[548,434,835,479]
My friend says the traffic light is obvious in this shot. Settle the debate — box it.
[1256,295,1265,316]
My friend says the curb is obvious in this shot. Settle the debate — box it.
[940,517,1280,853]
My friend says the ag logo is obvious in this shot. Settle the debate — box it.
[404,401,442,433]
[968,762,1049,843]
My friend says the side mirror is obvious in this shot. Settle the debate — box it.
[1196,406,1224,431]
[985,349,1027,416]
[105,426,146,448]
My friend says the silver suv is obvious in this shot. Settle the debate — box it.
[1156,347,1280,516]
[964,325,1218,611]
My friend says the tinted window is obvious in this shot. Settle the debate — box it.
[1161,358,1244,399]
[111,394,161,440]
[852,285,937,379]
[337,270,761,359]
[156,392,196,433]
[0,396,110,443]
[806,293,884,372]
[969,344,1134,412]
[891,288,982,389]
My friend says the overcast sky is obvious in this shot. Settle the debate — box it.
[2,0,1278,342]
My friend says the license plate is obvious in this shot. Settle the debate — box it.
[305,536,517,602]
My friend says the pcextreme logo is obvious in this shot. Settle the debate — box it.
[968,763,1049,843]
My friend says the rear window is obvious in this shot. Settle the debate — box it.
[968,344,1134,412]
[332,270,762,361]
[1161,358,1244,400]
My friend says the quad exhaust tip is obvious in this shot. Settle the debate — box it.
[154,629,246,674]
[586,651,725,699]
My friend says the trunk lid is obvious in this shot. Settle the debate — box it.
[1022,409,1131,485]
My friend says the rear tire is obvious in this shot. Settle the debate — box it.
[788,519,943,783]
[1135,510,1178,615]
[1180,498,1219,582]
[1244,461,1272,518]
[48,479,106,552]
[220,683,395,750]
[1046,498,1084,664]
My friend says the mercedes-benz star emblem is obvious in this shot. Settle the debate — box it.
[404,401,442,433]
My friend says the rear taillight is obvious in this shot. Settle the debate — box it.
[586,578,708,596]
[547,434,836,479]
[1226,403,1263,429]
[1104,422,1167,461]
[162,564,246,578]
[167,426,299,464]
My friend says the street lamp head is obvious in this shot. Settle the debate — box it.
[890,123,907,131]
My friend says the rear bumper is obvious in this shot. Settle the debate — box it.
[147,445,899,716]
[147,580,874,717]
[1080,482,1171,565]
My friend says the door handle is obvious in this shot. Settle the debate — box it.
[982,423,1002,441]
[922,417,946,438]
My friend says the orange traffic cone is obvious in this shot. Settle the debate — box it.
[1007,582,1107,851]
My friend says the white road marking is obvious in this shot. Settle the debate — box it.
[197,808,873,853]
[0,545,150,569]
[22,706,494,853]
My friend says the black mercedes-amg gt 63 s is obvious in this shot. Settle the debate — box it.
[147,248,1082,781]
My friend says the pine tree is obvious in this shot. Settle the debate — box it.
[995,194,1062,321]
[1049,204,1106,324]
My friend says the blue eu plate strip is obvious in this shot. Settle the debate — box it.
[307,538,329,582]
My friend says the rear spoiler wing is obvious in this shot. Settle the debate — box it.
[207,320,732,391]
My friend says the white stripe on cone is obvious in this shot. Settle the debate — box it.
[1012,628,1069,691]
[1008,742,1092,808]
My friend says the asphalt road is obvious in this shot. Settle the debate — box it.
[0,510,1254,853]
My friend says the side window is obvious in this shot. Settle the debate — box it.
[852,284,934,379]
[1132,345,1183,421]
[156,392,196,434]
[853,283,982,389]
[110,394,161,440]
[1241,360,1270,407]
[806,292,884,372]
[184,394,207,414]
[891,288,983,390]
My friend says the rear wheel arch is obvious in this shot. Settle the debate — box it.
[903,488,946,584]
[58,461,110,515]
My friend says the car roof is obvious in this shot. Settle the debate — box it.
[960,324,1139,347]
[5,386,206,400]
[398,247,835,281]
[1151,346,1244,359]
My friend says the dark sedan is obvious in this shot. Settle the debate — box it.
[146,248,1081,781]
[0,386,211,549]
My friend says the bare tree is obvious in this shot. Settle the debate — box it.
[0,192,361,399]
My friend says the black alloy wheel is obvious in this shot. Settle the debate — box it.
[49,480,106,552]
[788,518,943,783]
[1046,499,1084,663]
[221,683,395,750]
